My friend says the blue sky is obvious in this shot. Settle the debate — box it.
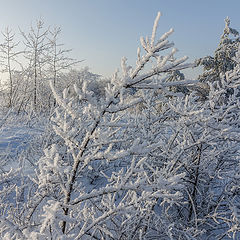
[0,0,240,78]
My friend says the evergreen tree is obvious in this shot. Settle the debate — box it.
[197,17,240,84]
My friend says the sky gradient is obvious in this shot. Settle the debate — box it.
[0,0,240,79]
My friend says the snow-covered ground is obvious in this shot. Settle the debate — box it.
[0,125,38,153]
[0,113,46,171]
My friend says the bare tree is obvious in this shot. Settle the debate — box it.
[46,26,80,108]
[20,19,50,111]
[0,27,22,107]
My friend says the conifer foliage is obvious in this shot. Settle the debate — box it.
[197,17,240,83]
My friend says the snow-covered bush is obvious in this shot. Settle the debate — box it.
[151,46,240,239]
[0,12,197,239]
[32,12,194,239]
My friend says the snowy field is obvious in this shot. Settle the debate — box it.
[0,125,39,153]
[0,113,46,171]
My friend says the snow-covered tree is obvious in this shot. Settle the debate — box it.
[45,26,80,108]
[20,19,50,111]
[197,17,240,84]
[0,28,22,108]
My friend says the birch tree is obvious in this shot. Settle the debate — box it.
[0,28,22,108]
[20,19,50,111]
[45,26,80,108]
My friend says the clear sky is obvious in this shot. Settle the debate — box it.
[0,0,240,79]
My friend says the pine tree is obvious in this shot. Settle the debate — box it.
[197,17,240,84]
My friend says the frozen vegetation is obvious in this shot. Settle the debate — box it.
[1,12,240,239]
